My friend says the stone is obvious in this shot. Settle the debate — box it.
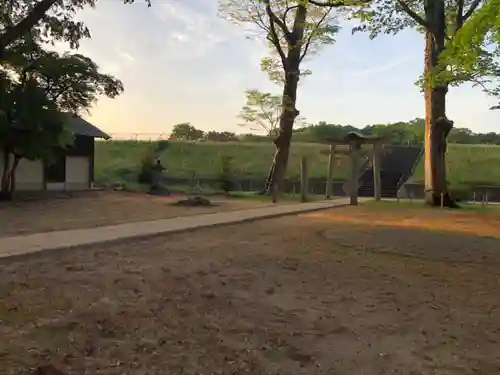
[171,196,212,207]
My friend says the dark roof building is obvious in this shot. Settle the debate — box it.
[62,113,111,140]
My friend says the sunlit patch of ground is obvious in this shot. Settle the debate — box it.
[304,201,500,239]
[1,206,500,374]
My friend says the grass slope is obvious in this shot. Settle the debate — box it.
[411,143,500,186]
[95,140,354,183]
[95,140,500,186]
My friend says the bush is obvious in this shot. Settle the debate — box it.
[137,150,156,184]
[218,155,235,194]
[155,140,169,153]
[449,185,472,202]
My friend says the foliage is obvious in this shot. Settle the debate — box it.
[0,40,123,196]
[351,0,495,95]
[435,0,500,108]
[155,140,170,153]
[137,147,156,184]
[219,0,341,82]
[0,0,151,58]
[218,155,235,193]
[238,89,282,136]
[170,123,205,141]
[205,130,238,142]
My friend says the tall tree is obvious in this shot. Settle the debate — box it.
[352,0,491,206]
[0,0,151,60]
[0,42,123,199]
[220,0,360,196]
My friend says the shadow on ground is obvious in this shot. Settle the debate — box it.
[0,208,499,374]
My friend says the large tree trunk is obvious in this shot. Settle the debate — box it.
[269,5,307,198]
[270,74,300,196]
[423,0,457,208]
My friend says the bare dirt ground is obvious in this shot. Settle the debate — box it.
[1,204,500,374]
[0,190,273,237]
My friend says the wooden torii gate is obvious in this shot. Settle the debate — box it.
[323,133,388,205]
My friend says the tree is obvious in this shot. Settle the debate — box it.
[205,131,238,141]
[352,0,491,206]
[170,123,205,141]
[238,89,282,137]
[220,0,360,197]
[435,0,500,109]
[0,42,123,199]
[0,0,151,60]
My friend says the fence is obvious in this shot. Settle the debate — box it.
[106,133,172,141]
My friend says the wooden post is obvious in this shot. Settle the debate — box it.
[372,142,382,201]
[349,143,359,206]
[325,144,336,199]
[300,156,309,202]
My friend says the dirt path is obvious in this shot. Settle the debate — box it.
[0,190,273,237]
[0,206,499,374]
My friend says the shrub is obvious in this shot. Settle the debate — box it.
[218,155,235,194]
[449,185,472,202]
[137,149,156,184]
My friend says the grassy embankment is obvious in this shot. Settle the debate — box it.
[95,140,500,188]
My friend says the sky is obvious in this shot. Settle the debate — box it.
[56,0,499,137]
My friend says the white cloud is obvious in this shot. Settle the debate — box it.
[350,54,416,77]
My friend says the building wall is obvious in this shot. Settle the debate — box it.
[16,159,45,191]
[0,153,45,191]
[0,136,95,192]
[65,156,90,191]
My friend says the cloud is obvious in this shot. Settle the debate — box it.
[118,51,136,63]
[350,54,416,78]
[155,2,230,58]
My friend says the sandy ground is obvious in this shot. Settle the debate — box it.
[0,190,273,237]
[1,205,500,374]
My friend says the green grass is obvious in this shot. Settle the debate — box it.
[95,140,500,187]
[411,144,500,187]
[95,140,355,183]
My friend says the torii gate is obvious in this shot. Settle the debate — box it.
[323,133,389,205]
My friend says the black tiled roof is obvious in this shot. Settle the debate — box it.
[62,113,111,140]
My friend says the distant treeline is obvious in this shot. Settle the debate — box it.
[170,118,500,145]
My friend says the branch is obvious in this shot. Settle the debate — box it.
[263,2,288,68]
[299,9,330,62]
[309,0,370,7]
[463,0,482,21]
[0,0,59,57]
[263,0,292,38]
[455,0,465,32]
[396,0,429,30]
[282,5,299,25]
